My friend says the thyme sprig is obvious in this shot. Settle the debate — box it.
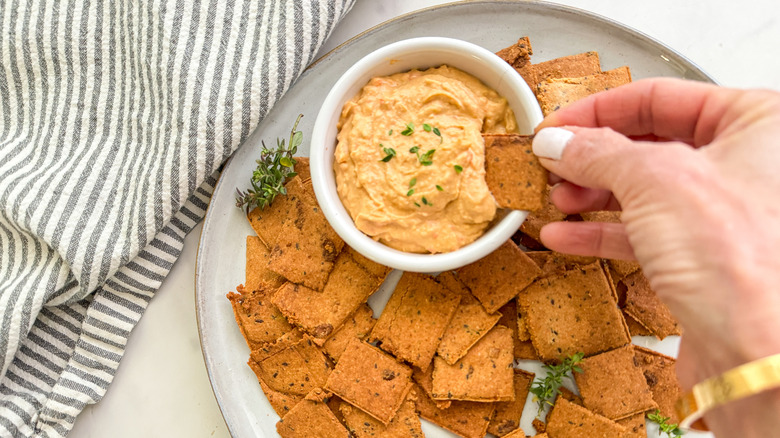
[235,114,303,213]
[647,410,684,437]
[529,352,584,418]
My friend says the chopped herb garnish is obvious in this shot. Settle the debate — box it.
[423,123,432,132]
[407,189,415,196]
[401,122,414,136]
[529,352,584,418]
[436,185,444,191]
[380,147,396,162]
[409,146,420,154]
[414,202,421,207]
[422,196,430,206]
[409,178,417,187]
[454,164,463,173]
[419,149,435,166]
[433,127,441,137]
[388,129,393,136]
[647,410,684,437]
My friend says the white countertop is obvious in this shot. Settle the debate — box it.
[69,1,780,437]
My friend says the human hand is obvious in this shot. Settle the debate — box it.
[531,78,780,436]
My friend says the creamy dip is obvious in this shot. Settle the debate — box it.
[334,65,518,253]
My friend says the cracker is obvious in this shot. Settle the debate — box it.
[248,332,332,397]
[536,66,632,116]
[267,191,345,290]
[530,51,602,85]
[518,262,631,361]
[412,365,451,410]
[501,428,528,438]
[325,339,413,425]
[410,384,496,438]
[247,176,308,248]
[245,236,285,292]
[340,398,423,438]
[276,393,350,438]
[532,418,547,434]
[520,186,566,244]
[292,156,310,181]
[556,386,584,406]
[525,251,551,269]
[580,210,620,223]
[622,270,681,339]
[431,325,515,402]
[273,247,390,340]
[517,306,531,342]
[226,284,293,350]
[515,339,540,360]
[497,298,525,356]
[608,259,641,279]
[624,311,654,337]
[436,271,502,365]
[574,345,657,420]
[321,304,376,362]
[487,368,535,436]
[541,252,599,277]
[370,272,461,370]
[546,398,628,438]
[483,134,547,211]
[617,412,648,438]
[633,346,682,422]
[456,240,541,313]
[496,36,533,68]
[257,377,304,417]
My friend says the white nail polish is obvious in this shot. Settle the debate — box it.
[533,127,574,160]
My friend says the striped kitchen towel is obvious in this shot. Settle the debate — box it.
[0,0,354,436]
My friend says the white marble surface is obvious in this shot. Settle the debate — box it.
[69,1,780,437]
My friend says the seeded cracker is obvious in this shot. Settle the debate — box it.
[546,398,628,438]
[436,271,501,365]
[256,377,304,417]
[624,311,655,337]
[456,240,541,314]
[536,66,632,116]
[529,51,602,87]
[248,331,332,397]
[431,325,515,402]
[370,272,461,370]
[633,345,682,422]
[515,339,540,360]
[487,368,535,436]
[321,304,376,362]
[574,345,658,420]
[484,134,547,211]
[226,285,293,351]
[272,246,390,340]
[622,270,682,339]
[500,428,528,438]
[339,398,423,438]
[412,365,451,410]
[497,298,525,357]
[267,188,345,290]
[520,186,567,244]
[617,412,648,438]
[410,384,496,438]
[518,262,630,361]
[495,36,533,68]
[325,339,413,425]
[246,176,307,248]
[276,392,350,438]
[292,156,310,181]
[556,385,584,407]
[245,236,285,292]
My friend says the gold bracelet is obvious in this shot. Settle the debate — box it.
[676,353,780,430]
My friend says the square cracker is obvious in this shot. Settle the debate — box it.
[520,186,567,244]
[248,331,332,397]
[431,325,515,402]
[487,368,535,436]
[266,191,345,290]
[257,377,304,418]
[617,412,648,438]
[633,345,682,422]
[321,304,376,362]
[245,236,285,293]
[456,240,541,314]
[500,429,527,438]
[410,384,496,438]
[412,365,451,410]
[574,345,657,420]
[436,271,501,365]
[529,51,602,87]
[339,398,423,438]
[546,398,628,438]
[273,247,390,340]
[518,262,631,361]
[276,393,350,438]
[370,272,461,370]
[496,36,533,68]
[246,176,308,248]
[622,270,681,339]
[325,339,413,425]
[226,285,293,351]
[484,134,547,211]
[536,66,632,116]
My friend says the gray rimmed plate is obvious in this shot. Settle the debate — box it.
[195,2,715,437]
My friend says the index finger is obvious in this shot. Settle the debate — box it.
[536,78,739,147]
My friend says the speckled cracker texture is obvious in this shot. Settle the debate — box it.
[456,240,541,314]
[529,51,602,86]
[226,284,293,350]
[484,134,547,211]
[633,345,682,422]
[248,331,332,397]
[276,395,350,438]
[245,235,285,293]
[622,270,681,339]
[370,272,461,370]
[519,262,631,361]
[545,398,628,438]
[519,186,567,244]
[431,325,515,402]
[617,412,648,438]
[325,339,413,425]
[321,304,376,362]
[487,368,535,436]
[340,398,423,438]
[496,36,533,68]
[246,176,308,248]
[410,384,496,438]
[536,66,632,116]
[574,345,657,420]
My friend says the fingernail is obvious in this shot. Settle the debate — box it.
[533,127,574,160]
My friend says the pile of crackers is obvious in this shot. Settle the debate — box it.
[226,36,683,438]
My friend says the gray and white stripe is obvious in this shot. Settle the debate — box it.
[0,0,354,436]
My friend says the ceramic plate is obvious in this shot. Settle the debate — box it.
[195,2,715,437]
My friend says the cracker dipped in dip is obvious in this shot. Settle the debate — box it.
[334,65,518,253]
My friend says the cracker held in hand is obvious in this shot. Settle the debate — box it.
[487,368,535,436]
[370,272,461,370]
[321,303,376,362]
[431,325,515,402]
[518,262,630,361]
[339,398,423,438]
[410,384,496,438]
[456,240,541,314]
[226,284,293,351]
[519,186,566,244]
[276,393,350,438]
[484,134,547,211]
[633,345,682,422]
[622,270,682,339]
[574,345,657,420]
[536,66,632,116]
[545,398,628,438]
[325,339,413,425]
